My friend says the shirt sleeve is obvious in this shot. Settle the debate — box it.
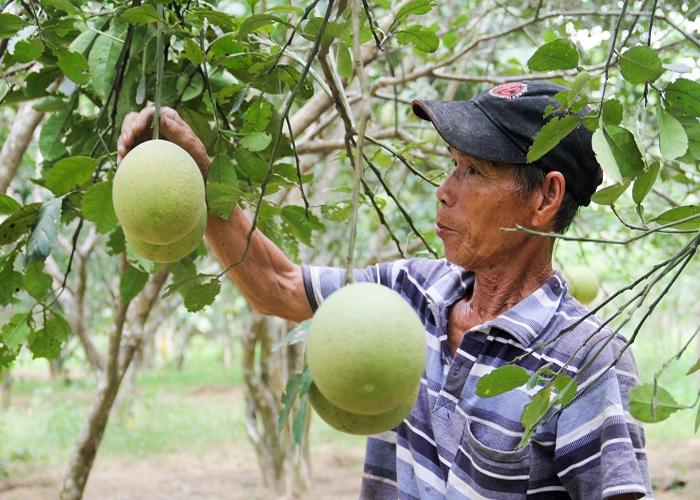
[554,331,653,499]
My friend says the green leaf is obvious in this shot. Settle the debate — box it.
[687,357,700,375]
[238,14,289,40]
[591,125,644,184]
[240,132,273,152]
[39,107,72,161]
[183,38,205,65]
[675,115,700,164]
[632,161,660,205]
[242,97,272,133]
[42,156,97,195]
[188,7,237,31]
[590,178,631,206]
[0,258,23,306]
[164,275,221,312]
[629,383,682,423]
[0,203,41,246]
[40,0,83,17]
[301,18,344,45]
[28,311,70,360]
[13,38,45,63]
[619,45,664,84]
[665,78,700,116]
[120,4,165,26]
[527,38,579,71]
[1,312,32,351]
[280,206,323,246]
[657,102,689,160]
[24,198,62,267]
[273,319,311,351]
[652,205,700,230]
[475,365,530,398]
[277,368,312,433]
[292,396,309,446]
[23,261,53,301]
[119,264,149,302]
[82,181,119,234]
[552,374,577,406]
[395,0,434,24]
[600,99,624,126]
[206,154,238,220]
[396,26,439,53]
[55,47,90,86]
[527,115,580,163]
[0,194,21,215]
[695,405,700,434]
[0,14,29,39]
[88,21,127,99]
[521,386,552,429]
[336,41,353,81]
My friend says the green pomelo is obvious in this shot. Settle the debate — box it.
[306,282,426,416]
[124,208,206,263]
[308,381,419,436]
[562,265,599,304]
[113,139,205,245]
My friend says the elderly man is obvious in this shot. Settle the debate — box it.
[118,80,652,499]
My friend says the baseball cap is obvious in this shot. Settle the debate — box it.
[412,81,603,206]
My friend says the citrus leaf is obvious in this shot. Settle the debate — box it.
[40,0,83,17]
[395,0,434,24]
[553,374,577,406]
[88,20,127,99]
[476,365,530,398]
[592,125,645,184]
[206,154,238,220]
[590,178,631,206]
[619,45,664,84]
[42,156,97,195]
[164,275,221,312]
[632,161,660,205]
[0,13,29,39]
[238,14,288,40]
[337,41,353,81]
[687,357,700,376]
[28,311,70,360]
[600,98,624,126]
[82,181,119,234]
[0,194,21,215]
[0,258,23,307]
[521,386,552,429]
[23,261,53,301]
[183,37,205,65]
[396,26,439,53]
[674,115,700,164]
[14,38,45,63]
[273,319,311,351]
[629,383,682,423]
[240,132,273,152]
[120,4,165,26]
[24,198,62,267]
[277,367,312,433]
[39,107,71,161]
[188,7,237,31]
[0,343,18,369]
[292,396,309,446]
[1,312,32,351]
[0,203,41,246]
[696,405,700,434]
[527,115,580,162]
[665,78,700,116]
[119,264,149,302]
[657,102,689,160]
[55,47,90,86]
[592,128,622,184]
[527,38,579,71]
[652,205,700,230]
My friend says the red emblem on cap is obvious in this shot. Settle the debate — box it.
[489,83,527,99]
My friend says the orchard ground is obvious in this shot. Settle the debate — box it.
[0,383,698,499]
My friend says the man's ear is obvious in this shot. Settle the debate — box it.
[532,171,565,230]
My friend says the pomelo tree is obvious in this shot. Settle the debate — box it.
[0,0,699,498]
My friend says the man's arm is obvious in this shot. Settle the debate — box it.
[117,107,313,322]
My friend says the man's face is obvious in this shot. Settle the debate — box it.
[435,148,537,271]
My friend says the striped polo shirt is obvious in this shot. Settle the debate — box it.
[302,258,653,499]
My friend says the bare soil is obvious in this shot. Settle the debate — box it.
[0,385,698,500]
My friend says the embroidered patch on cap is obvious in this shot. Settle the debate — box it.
[489,83,527,99]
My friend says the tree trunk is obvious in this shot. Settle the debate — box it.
[242,312,310,499]
[0,101,45,194]
[58,263,169,500]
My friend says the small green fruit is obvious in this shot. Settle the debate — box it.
[562,265,599,304]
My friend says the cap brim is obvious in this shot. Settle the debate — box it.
[412,100,527,164]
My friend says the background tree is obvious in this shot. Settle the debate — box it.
[1,0,698,498]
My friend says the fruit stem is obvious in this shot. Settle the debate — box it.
[153,3,165,140]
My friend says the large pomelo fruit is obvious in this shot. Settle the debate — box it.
[124,208,206,263]
[113,140,205,245]
[308,381,418,435]
[562,265,599,304]
[305,282,426,415]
